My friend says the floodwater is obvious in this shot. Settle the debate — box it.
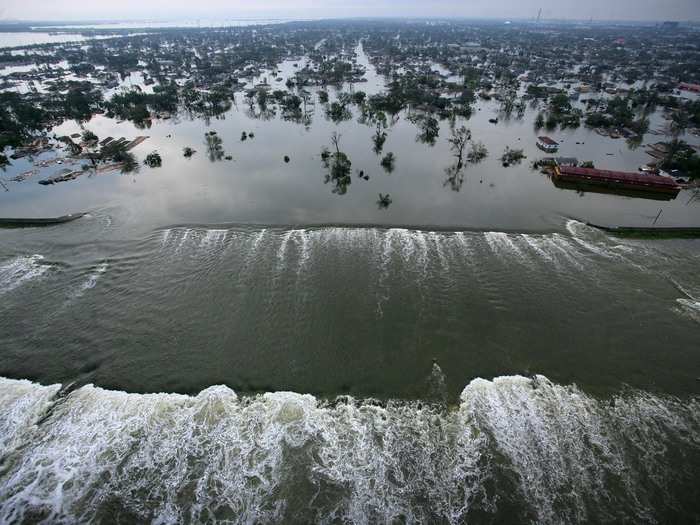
[0,32,97,49]
[0,42,699,523]
[34,19,304,30]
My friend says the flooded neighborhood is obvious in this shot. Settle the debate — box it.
[1,11,700,525]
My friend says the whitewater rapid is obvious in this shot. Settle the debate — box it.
[0,375,698,524]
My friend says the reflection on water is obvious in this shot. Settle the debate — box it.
[551,176,680,201]
[0,42,698,233]
[0,32,127,49]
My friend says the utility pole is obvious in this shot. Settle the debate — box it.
[536,8,542,24]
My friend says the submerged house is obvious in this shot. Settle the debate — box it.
[537,136,559,153]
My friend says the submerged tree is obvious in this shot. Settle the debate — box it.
[444,125,471,191]
[380,152,396,173]
[501,146,526,167]
[144,151,162,168]
[82,129,98,144]
[534,112,545,130]
[467,141,489,163]
[372,126,388,155]
[205,131,224,162]
[114,150,139,174]
[326,101,352,123]
[670,110,689,138]
[377,193,392,209]
[416,115,440,146]
[321,132,352,194]
[659,139,700,178]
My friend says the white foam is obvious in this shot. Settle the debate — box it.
[295,230,311,274]
[484,232,528,264]
[566,220,616,259]
[161,229,171,246]
[0,255,51,295]
[676,298,700,322]
[200,229,228,249]
[249,228,267,254]
[276,230,294,269]
[0,377,60,458]
[452,232,472,258]
[413,230,429,272]
[546,235,585,270]
[0,376,696,523]
[376,229,400,315]
[176,228,191,252]
[77,263,108,294]
[520,234,555,264]
[429,231,449,272]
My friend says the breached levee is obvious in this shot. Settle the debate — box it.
[0,376,698,524]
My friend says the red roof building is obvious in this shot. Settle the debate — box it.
[537,136,559,152]
[679,82,700,93]
[555,166,681,195]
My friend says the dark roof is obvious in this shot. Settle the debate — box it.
[537,136,558,145]
[559,166,680,189]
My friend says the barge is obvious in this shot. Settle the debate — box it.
[553,166,681,197]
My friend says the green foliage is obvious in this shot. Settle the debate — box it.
[534,112,545,130]
[527,85,549,99]
[144,151,162,168]
[501,147,526,167]
[585,112,612,128]
[467,142,489,163]
[64,84,103,120]
[116,151,138,174]
[205,131,224,162]
[0,92,48,149]
[414,115,440,146]
[351,91,366,105]
[444,125,471,191]
[372,123,388,155]
[377,193,392,209]
[321,133,352,194]
[326,101,351,123]
[660,139,700,179]
[380,152,396,173]
[82,130,98,143]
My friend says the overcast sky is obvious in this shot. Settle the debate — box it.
[1,0,699,22]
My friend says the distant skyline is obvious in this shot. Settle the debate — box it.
[0,0,699,23]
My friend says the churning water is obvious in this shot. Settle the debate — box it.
[0,375,698,524]
[0,220,699,523]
